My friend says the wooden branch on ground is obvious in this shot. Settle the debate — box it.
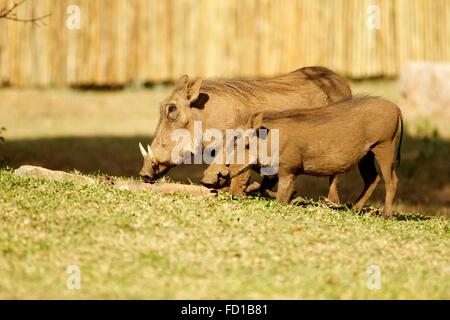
[14,165,217,198]
[113,180,217,197]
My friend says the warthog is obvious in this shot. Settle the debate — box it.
[201,96,403,218]
[139,66,352,202]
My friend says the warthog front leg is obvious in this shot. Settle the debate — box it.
[245,181,261,193]
[276,171,295,205]
[260,175,278,199]
[229,170,251,197]
[327,175,340,204]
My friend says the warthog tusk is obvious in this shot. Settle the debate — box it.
[191,138,201,155]
[147,145,154,158]
[139,142,147,158]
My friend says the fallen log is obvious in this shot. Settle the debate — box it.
[113,180,217,197]
[14,165,96,185]
[14,165,217,198]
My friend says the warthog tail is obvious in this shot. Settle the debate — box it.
[396,113,404,168]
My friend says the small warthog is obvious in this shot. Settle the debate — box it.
[201,96,403,218]
[139,66,352,202]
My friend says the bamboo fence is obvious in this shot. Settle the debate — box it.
[0,0,448,86]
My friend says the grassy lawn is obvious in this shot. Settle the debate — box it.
[0,80,449,299]
[0,170,448,299]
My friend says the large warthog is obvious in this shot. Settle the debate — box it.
[139,66,351,202]
[201,96,403,218]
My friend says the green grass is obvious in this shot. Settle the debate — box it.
[0,83,449,298]
[0,170,448,299]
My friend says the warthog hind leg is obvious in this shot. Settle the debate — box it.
[276,171,295,205]
[354,152,381,211]
[372,143,398,218]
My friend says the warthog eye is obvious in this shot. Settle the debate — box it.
[166,103,180,122]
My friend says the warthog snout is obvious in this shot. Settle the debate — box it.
[139,169,153,183]
[138,142,175,183]
[201,164,230,188]
[201,175,218,188]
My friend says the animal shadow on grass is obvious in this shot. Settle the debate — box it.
[290,196,431,221]
[291,196,352,211]
[391,212,431,221]
[356,206,431,221]
[1,133,448,217]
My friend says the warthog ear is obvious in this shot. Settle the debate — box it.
[246,112,264,130]
[185,78,203,103]
[174,74,189,91]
